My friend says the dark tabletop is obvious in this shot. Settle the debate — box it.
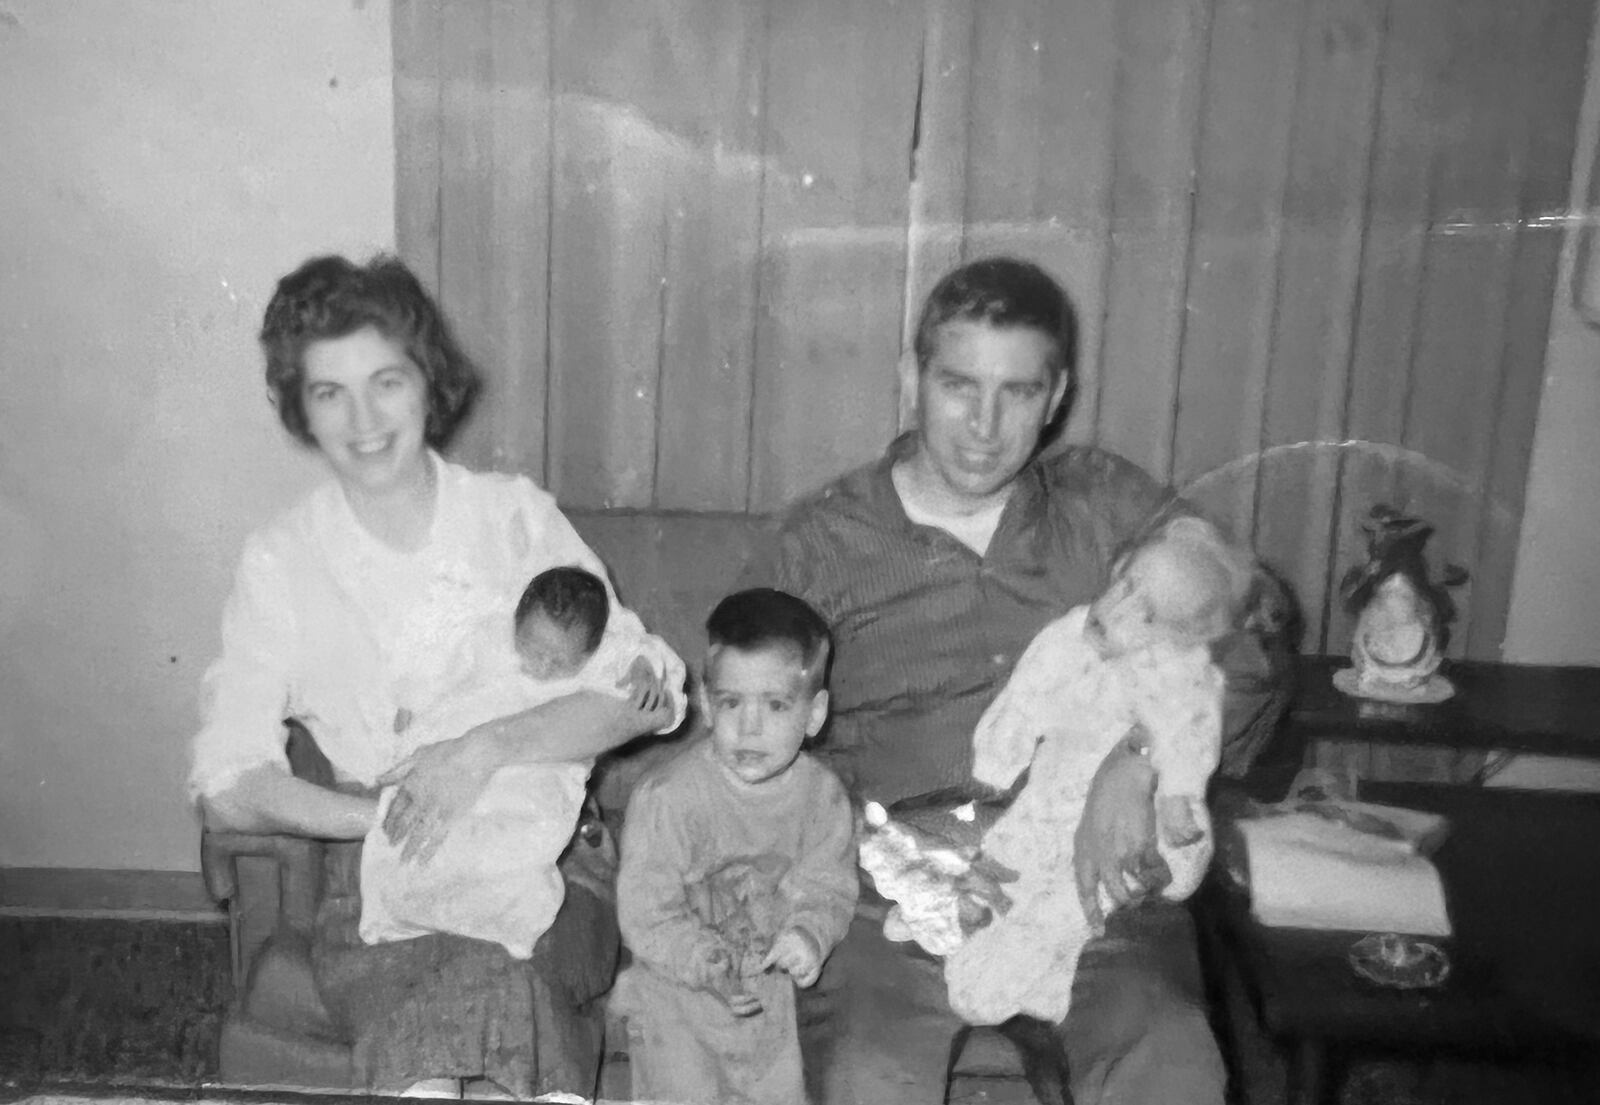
[1288,657,1600,757]
[1208,782,1600,1056]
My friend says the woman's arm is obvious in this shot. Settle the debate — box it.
[380,687,676,863]
[467,686,673,765]
[191,536,375,840]
[202,763,377,839]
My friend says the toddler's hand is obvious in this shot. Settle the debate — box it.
[761,926,824,988]
[704,947,763,1017]
[953,854,1018,934]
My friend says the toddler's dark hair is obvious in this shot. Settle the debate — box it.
[514,566,609,655]
[705,588,832,693]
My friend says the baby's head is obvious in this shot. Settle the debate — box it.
[1086,516,1254,657]
[513,566,609,680]
[701,588,832,787]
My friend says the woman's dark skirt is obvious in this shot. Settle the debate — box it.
[310,828,619,1098]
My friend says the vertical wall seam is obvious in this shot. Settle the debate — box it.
[1090,1,1126,443]
[432,0,446,302]
[1321,0,1396,653]
[650,188,674,507]
[540,5,556,490]
[895,19,929,373]
[1165,0,1219,487]
[1248,0,1311,551]
[742,0,775,513]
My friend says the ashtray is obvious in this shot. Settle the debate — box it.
[1348,932,1451,990]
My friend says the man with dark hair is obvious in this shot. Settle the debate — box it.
[748,257,1289,1105]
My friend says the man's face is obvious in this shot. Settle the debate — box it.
[700,645,828,787]
[515,613,593,681]
[912,320,1068,506]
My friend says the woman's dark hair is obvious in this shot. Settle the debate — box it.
[912,256,1077,379]
[259,254,481,448]
[514,566,610,656]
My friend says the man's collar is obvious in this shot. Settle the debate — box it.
[859,432,918,531]
[871,431,1050,528]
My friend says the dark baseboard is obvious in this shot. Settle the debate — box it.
[0,867,223,919]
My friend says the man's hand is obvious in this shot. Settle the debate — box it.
[617,655,666,714]
[761,926,824,988]
[1073,742,1168,935]
[378,734,494,865]
[1155,793,1205,848]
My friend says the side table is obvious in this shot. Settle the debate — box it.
[1287,656,1600,757]
[1199,782,1600,1105]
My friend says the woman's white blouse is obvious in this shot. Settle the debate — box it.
[188,454,686,801]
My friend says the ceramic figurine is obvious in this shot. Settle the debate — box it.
[1334,505,1467,704]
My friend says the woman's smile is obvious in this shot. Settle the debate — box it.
[301,326,432,498]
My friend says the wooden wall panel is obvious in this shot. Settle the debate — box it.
[546,3,673,508]
[1173,0,1306,537]
[393,0,443,293]
[394,0,551,482]
[1094,0,1211,479]
[433,3,500,473]
[649,3,768,512]
[1398,0,1521,659]
[1325,0,1453,654]
[391,0,1595,661]
[898,0,973,411]
[747,0,921,512]
[1249,0,1386,649]
[963,0,1117,446]
[457,2,551,479]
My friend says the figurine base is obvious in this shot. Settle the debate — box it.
[1333,667,1455,704]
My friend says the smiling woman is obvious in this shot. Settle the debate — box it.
[301,329,432,501]
[188,254,686,1098]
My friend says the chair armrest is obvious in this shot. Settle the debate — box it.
[201,829,321,910]
[202,825,325,992]
[199,722,340,994]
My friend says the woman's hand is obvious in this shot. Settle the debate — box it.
[378,735,494,865]
[618,654,667,714]
[1073,741,1167,935]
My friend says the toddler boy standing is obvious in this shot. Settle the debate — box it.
[615,588,857,1105]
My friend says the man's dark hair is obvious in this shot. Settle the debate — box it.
[912,256,1076,379]
[705,588,832,694]
[260,253,481,448]
[514,566,610,655]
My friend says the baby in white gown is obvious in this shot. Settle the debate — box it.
[360,565,657,958]
[943,515,1255,1024]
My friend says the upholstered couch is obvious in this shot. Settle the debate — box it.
[201,509,1030,1098]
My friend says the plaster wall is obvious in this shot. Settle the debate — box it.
[0,0,394,870]
[1503,10,1600,669]
[1490,7,1600,791]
